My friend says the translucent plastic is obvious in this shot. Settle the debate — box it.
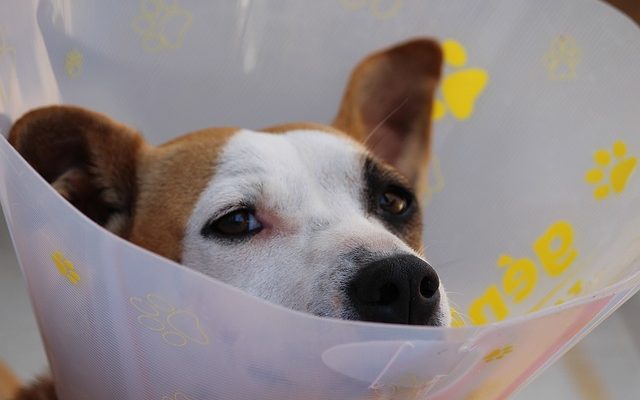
[1,1,640,399]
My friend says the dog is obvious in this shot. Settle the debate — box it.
[1,38,449,399]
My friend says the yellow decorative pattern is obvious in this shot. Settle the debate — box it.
[132,0,193,53]
[340,0,403,20]
[433,39,489,121]
[64,49,83,78]
[497,254,537,303]
[483,345,513,363]
[468,220,578,325]
[585,140,637,200]
[543,35,582,81]
[51,251,81,285]
[130,293,209,347]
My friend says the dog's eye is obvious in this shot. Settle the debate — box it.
[202,209,262,238]
[378,187,412,215]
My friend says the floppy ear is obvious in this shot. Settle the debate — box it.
[9,105,145,233]
[332,38,443,195]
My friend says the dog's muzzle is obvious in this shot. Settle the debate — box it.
[347,254,441,325]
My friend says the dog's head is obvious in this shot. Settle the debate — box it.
[9,39,450,326]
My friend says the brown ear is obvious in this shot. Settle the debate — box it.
[332,38,443,195]
[9,105,145,233]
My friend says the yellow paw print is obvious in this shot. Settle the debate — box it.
[543,35,582,81]
[132,0,193,53]
[129,294,209,347]
[64,49,83,78]
[432,39,489,121]
[483,345,513,363]
[51,251,80,285]
[162,392,194,400]
[340,0,403,20]
[585,140,637,200]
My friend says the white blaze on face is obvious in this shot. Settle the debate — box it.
[182,129,450,325]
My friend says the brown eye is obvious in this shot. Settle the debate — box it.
[202,209,262,238]
[378,188,411,215]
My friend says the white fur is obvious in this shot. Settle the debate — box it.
[182,129,450,326]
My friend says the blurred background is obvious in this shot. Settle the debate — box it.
[1,1,640,398]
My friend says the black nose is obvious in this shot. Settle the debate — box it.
[347,255,440,325]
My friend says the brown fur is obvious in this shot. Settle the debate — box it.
[263,122,348,137]
[8,378,56,400]
[3,38,443,398]
[333,39,442,195]
[8,106,238,263]
[129,128,237,262]
[9,105,145,233]
[0,362,20,400]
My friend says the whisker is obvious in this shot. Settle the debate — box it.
[363,97,409,147]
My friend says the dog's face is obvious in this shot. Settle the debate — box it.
[9,39,450,326]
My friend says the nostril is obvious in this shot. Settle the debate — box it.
[420,276,439,299]
[378,282,399,306]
